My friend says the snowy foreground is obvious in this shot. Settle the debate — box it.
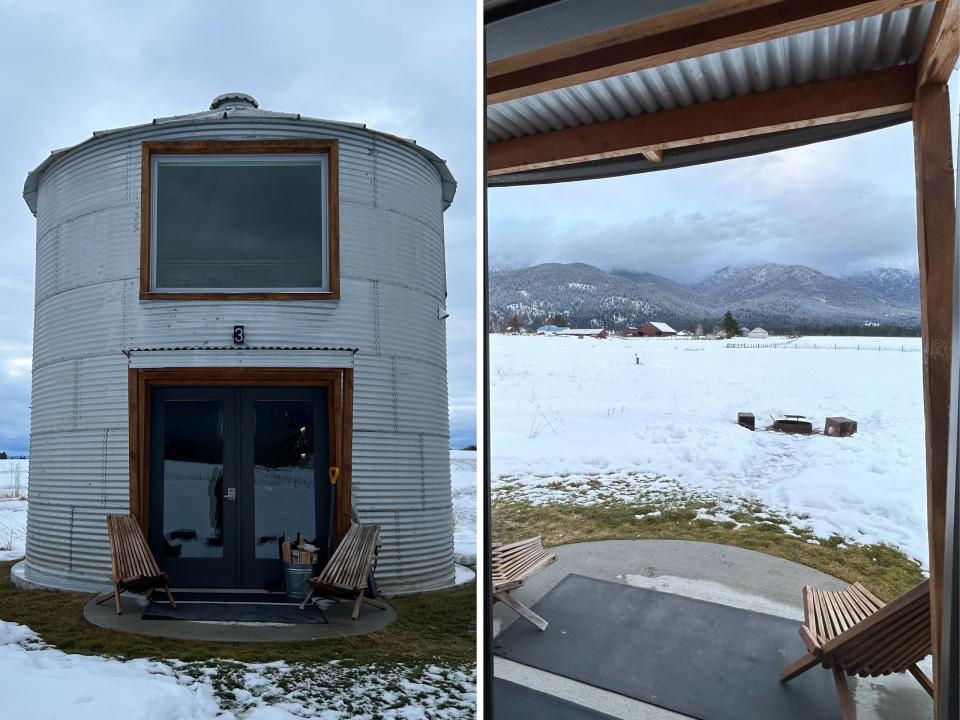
[491,334,929,565]
[0,621,475,719]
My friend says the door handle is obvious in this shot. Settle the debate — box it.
[225,487,237,501]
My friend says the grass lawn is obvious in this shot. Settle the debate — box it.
[492,499,925,602]
[0,561,475,666]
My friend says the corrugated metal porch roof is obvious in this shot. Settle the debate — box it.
[486,2,937,183]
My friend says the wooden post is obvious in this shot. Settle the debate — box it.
[913,80,957,714]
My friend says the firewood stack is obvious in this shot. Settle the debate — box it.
[281,532,320,566]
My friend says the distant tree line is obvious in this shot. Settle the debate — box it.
[491,309,921,338]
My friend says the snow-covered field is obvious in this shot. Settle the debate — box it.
[0,460,27,561]
[0,620,475,719]
[450,450,477,565]
[491,334,929,565]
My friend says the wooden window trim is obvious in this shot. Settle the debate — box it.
[128,367,354,548]
[139,139,340,301]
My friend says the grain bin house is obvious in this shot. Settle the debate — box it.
[17,93,457,597]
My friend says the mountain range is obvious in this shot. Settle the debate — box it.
[489,263,920,332]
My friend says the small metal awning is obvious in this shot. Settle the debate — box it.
[125,346,359,369]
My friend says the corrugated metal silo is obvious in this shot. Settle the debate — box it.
[19,93,458,596]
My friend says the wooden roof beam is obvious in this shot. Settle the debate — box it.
[917,0,959,85]
[488,64,917,175]
[487,0,931,104]
[641,148,664,164]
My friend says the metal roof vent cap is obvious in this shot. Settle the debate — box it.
[210,92,259,110]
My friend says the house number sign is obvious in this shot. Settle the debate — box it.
[233,325,245,344]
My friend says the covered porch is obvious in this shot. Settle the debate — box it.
[492,540,932,719]
[485,0,959,718]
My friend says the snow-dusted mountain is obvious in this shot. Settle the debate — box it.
[490,263,920,331]
[848,267,920,308]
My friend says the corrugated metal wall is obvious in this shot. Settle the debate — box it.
[25,115,455,595]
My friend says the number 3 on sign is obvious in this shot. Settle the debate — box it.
[233,325,245,344]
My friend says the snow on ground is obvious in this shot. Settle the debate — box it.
[0,499,27,561]
[619,574,802,620]
[0,619,476,719]
[491,334,929,565]
[0,459,28,497]
[0,622,223,720]
[450,450,477,564]
[0,460,28,561]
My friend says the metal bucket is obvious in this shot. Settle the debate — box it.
[284,562,314,600]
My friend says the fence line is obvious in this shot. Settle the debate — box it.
[724,341,920,352]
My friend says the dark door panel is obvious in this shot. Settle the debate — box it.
[239,387,329,589]
[149,388,238,587]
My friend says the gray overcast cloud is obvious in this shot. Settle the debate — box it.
[490,74,958,284]
[0,0,476,456]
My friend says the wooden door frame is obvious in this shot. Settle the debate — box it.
[128,366,354,550]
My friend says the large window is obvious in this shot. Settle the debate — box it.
[140,140,339,300]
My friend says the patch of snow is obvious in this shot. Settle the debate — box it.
[454,565,476,585]
[0,459,29,561]
[619,574,803,621]
[0,620,223,719]
[0,499,27,561]
[451,450,476,564]
[0,459,28,497]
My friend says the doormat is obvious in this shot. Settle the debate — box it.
[493,574,842,720]
[494,679,620,720]
[143,593,328,624]
[148,590,300,604]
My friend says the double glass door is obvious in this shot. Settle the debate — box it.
[148,386,329,588]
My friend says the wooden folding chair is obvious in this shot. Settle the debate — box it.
[299,523,388,619]
[95,514,175,615]
[492,536,557,631]
[780,579,932,720]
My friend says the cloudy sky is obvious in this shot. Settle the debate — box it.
[0,0,476,456]
[489,74,958,284]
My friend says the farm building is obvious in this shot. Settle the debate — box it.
[748,327,770,339]
[557,328,608,339]
[633,322,677,337]
[16,92,457,596]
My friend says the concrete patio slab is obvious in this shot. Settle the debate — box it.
[85,592,395,642]
[492,539,932,720]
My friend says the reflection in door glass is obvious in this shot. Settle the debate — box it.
[162,400,224,558]
[254,401,316,558]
